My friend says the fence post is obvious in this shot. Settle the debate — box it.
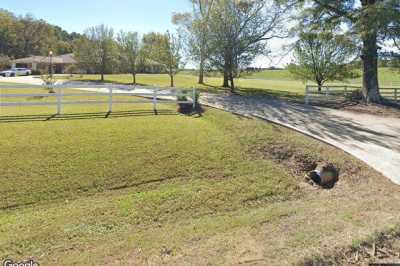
[153,89,157,114]
[305,85,310,105]
[192,88,196,110]
[344,86,348,97]
[108,87,113,113]
[325,86,329,98]
[56,85,63,115]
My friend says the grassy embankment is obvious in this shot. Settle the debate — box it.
[0,87,400,264]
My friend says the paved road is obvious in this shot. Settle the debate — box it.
[201,93,400,185]
[2,76,399,185]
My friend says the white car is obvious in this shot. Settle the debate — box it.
[0,68,32,77]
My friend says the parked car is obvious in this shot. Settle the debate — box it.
[0,68,32,77]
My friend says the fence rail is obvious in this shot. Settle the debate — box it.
[305,85,400,104]
[380,88,399,102]
[0,83,196,115]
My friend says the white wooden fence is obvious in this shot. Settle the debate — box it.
[305,85,400,104]
[304,85,360,104]
[0,83,196,115]
[380,87,399,102]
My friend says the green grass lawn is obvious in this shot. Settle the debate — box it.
[57,68,400,99]
[1,88,400,264]
[242,69,299,80]
[242,67,400,86]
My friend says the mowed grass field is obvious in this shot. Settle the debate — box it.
[59,67,400,99]
[1,87,400,264]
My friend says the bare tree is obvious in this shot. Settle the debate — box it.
[117,31,140,85]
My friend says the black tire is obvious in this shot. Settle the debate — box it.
[10,73,15,77]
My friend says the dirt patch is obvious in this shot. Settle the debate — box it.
[256,143,344,189]
[259,143,318,176]
[225,231,266,265]
[253,132,386,189]
[301,227,400,265]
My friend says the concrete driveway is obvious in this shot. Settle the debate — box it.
[201,93,400,185]
[0,75,46,85]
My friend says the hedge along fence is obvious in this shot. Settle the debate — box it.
[0,83,197,115]
[305,85,400,104]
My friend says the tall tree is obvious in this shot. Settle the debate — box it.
[288,32,358,91]
[73,36,98,74]
[299,0,400,103]
[0,9,18,57]
[117,31,140,85]
[83,24,117,81]
[0,54,10,70]
[0,9,80,58]
[173,0,214,84]
[142,32,182,87]
[206,0,289,92]
[14,15,58,57]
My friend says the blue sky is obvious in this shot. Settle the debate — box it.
[0,0,288,67]
[1,0,191,34]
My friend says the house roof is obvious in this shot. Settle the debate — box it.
[14,54,77,64]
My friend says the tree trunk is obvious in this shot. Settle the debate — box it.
[101,52,106,82]
[132,63,137,85]
[360,0,381,103]
[230,72,235,93]
[198,56,205,84]
[132,73,136,85]
[317,80,322,92]
[170,75,174,87]
[361,32,380,103]
[223,69,229,88]
[101,60,105,82]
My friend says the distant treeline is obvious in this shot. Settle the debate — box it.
[0,9,81,59]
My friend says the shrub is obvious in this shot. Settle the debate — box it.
[0,54,11,70]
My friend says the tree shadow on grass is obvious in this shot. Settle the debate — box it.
[0,109,179,124]
[62,79,148,86]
